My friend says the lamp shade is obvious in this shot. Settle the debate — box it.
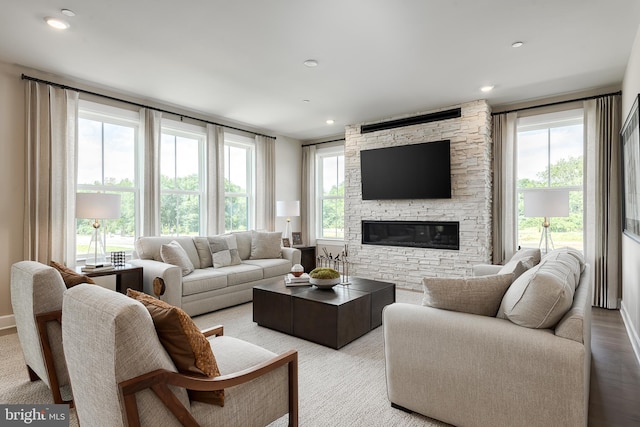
[76,193,121,219]
[523,189,570,218]
[276,200,300,217]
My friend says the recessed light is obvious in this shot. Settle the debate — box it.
[45,17,70,29]
[61,9,76,17]
[511,41,524,48]
[303,59,318,67]
[480,85,494,92]
[326,119,335,125]
[303,99,310,103]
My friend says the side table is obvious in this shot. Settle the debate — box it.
[76,264,143,294]
[294,246,316,272]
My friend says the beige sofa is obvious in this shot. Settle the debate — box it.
[130,231,301,317]
[383,248,591,427]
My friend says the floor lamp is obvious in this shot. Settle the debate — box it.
[523,189,570,254]
[276,200,300,245]
[76,193,121,266]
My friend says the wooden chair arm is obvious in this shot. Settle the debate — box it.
[201,325,223,337]
[35,310,73,407]
[119,349,298,427]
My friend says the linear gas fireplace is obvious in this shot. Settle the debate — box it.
[362,220,459,250]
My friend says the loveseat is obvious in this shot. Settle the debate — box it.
[383,248,591,427]
[130,231,301,317]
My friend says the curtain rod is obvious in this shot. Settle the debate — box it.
[21,74,277,140]
[302,137,345,147]
[491,90,622,116]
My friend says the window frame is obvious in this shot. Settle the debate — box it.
[315,144,345,241]
[224,132,255,232]
[76,100,141,261]
[159,120,207,236]
[515,108,585,252]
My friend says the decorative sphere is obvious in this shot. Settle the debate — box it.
[291,264,304,277]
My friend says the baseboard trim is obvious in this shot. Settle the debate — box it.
[620,301,640,367]
[0,314,16,331]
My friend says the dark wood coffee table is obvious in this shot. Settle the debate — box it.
[253,277,395,349]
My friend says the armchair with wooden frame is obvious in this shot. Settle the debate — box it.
[62,284,298,427]
[10,261,72,406]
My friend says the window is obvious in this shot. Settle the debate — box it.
[516,109,584,251]
[316,146,345,239]
[224,133,255,232]
[77,101,139,260]
[160,122,205,236]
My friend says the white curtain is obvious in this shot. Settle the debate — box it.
[24,81,79,265]
[584,95,622,308]
[255,135,276,231]
[142,108,162,236]
[491,112,518,264]
[207,124,226,234]
[301,145,317,247]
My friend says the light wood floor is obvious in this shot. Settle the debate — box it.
[589,307,640,426]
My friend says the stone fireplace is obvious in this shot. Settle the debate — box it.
[344,100,492,291]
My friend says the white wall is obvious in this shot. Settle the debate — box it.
[621,25,640,363]
[0,60,303,323]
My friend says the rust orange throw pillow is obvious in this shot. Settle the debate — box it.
[126,289,224,406]
[50,261,95,288]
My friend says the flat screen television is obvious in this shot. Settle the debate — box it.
[360,140,451,200]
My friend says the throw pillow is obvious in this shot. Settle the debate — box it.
[510,247,541,267]
[126,289,224,406]
[422,274,514,317]
[160,240,195,276]
[498,256,535,280]
[50,261,95,288]
[209,234,242,268]
[193,237,213,268]
[498,257,576,329]
[249,230,282,260]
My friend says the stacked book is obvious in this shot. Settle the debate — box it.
[285,273,310,287]
[81,263,115,273]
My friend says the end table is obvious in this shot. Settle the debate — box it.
[76,264,143,294]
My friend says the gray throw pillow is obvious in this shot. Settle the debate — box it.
[498,256,535,280]
[209,235,242,268]
[499,256,577,329]
[249,230,282,260]
[422,274,514,317]
[160,240,194,276]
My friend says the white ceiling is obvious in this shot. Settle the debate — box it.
[1,1,639,141]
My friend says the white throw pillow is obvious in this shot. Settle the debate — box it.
[209,234,242,268]
[422,274,514,317]
[160,240,195,276]
[249,231,282,260]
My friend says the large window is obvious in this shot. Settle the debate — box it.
[160,122,205,236]
[224,133,255,232]
[516,109,584,251]
[316,146,345,239]
[77,102,139,260]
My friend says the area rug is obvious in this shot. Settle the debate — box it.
[0,287,448,426]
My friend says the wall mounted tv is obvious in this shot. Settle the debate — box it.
[360,140,451,200]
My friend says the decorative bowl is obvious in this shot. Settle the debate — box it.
[309,277,341,289]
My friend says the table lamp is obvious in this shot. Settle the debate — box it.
[523,189,569,253]
[276,200,300,244]
[76,193,121,266]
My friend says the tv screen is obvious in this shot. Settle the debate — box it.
[360,140,451,200]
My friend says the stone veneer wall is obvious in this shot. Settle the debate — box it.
[344,100,492,291]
